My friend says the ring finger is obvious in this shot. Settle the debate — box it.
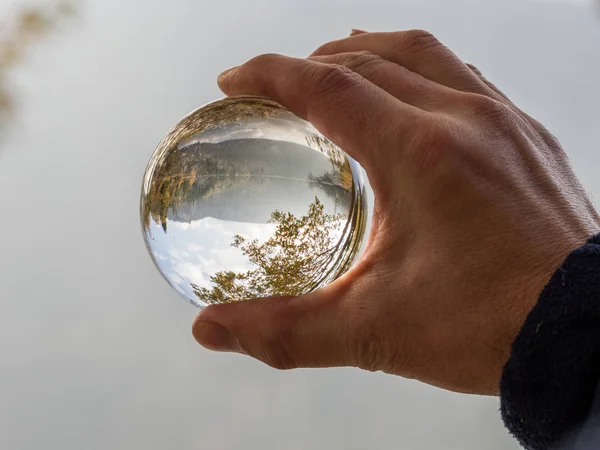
[311,31,502,101]
[309,51,459,112]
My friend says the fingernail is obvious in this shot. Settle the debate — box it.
[193,321,240,353]
[217,66,238,82]
[350,28,367,36]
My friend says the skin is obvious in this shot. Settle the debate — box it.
[191,29,600,396]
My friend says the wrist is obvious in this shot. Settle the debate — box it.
[500,232,600,450]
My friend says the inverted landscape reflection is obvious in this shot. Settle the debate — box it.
[141,97,369,308]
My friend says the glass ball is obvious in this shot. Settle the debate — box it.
[140,96,370,308]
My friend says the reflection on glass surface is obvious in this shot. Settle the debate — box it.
[141,96,370,308]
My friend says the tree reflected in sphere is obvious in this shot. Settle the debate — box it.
[140,96,371,308]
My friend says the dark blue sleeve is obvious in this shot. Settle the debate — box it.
[500,233,600,450]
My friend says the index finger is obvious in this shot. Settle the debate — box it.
[217,53,426,173]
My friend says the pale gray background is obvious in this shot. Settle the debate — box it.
[0,0,598,449]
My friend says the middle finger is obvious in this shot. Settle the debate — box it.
[309,51,459,112]
[312,31,500,100]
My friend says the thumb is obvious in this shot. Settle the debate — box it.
[192,289,359,370]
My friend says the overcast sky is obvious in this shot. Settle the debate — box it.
[0,1,599,449]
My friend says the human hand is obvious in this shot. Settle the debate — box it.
[192,30,600,395]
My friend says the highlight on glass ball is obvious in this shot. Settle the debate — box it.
[140,96,370,308]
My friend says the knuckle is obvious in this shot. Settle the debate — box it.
[303,64,363,100]
[343,51,386,76]
[350,319,397,373]
[467,94,512,123]
[247,52,280,67]
[257,321,298,371]
[259,335,298,371]
[540,128,562,150]
[396,29,441,52]
[344,50,378,66]
[466,63,482,76]
[241,53,282,94]
[523,113,562,148]
[312,41,336,56]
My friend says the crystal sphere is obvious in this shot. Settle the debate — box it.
[140,96,370,308]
